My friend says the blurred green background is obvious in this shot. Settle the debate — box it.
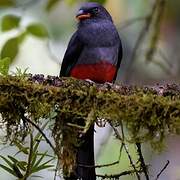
[0,0,180,179]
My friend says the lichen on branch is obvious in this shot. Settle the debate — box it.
[0,74,179,174]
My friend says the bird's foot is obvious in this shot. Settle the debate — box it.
[104,82,113,86]
[96,118,107,127]
[85,79,95,84]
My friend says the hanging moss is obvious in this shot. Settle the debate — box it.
[0,74,179,174]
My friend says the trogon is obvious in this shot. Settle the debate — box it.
[60,2,123,180]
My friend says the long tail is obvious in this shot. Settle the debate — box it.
[76,124,96,179]
[65,124,95,180]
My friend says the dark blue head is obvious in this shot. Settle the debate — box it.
[76,2,113,22]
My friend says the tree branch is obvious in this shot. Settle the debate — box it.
[136,143,149,180]
[109,122,141,180]
[97,169,143,179]
[0,75,179,177]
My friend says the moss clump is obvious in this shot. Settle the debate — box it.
[0,74,179,174]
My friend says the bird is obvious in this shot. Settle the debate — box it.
[60,2,122,180]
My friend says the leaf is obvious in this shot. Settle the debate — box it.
[46,0,60,11]
[31,139,42,167]
[31,152,38,169]
[0,155,14,169]
[0,57,10,75]
[16,161,27,172]
[32,155,54,173]
[7,156,27,172]
[1,15,21,32]
[0,164,17,177]
[0,0,15,7]
[0,155,21,177]
[33,151,48,168]
[31,122,50,167]
[27,23,48,38]
[14,67,29,77]
[32,164,54,173]
[12,164,23,178]
[14,141,29,155]
[7,155,18,164]
[0,37,19,62]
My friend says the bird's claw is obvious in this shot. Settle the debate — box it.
[85,79,95,84]
[104,82,113,86]
[96,118,106,127]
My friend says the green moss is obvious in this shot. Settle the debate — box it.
[0,75,179,174]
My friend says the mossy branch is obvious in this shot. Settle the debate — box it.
[0,74,179,176]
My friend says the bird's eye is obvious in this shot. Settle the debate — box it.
[92,7,99,14]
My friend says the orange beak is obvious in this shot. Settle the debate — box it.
[76,10,91,20]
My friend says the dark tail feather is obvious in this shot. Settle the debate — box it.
[76,124,96,179]
[65,125,95,180]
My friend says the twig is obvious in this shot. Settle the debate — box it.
[24,133,34,179]
[136,143,149,180]
[155,160,170,180]
[109,122,141,180]
[21,114,56,153]
[118,142,124,161]
[78,160,119,169]
[119,122,141,180]
[123,143,141,180]
[97,169,143,179]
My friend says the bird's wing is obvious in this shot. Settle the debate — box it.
[60,31,83,77]
[113,37,123,81]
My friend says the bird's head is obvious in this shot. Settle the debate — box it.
[76,2,113,22]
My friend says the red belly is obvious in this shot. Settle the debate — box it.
[70,60,116,83]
